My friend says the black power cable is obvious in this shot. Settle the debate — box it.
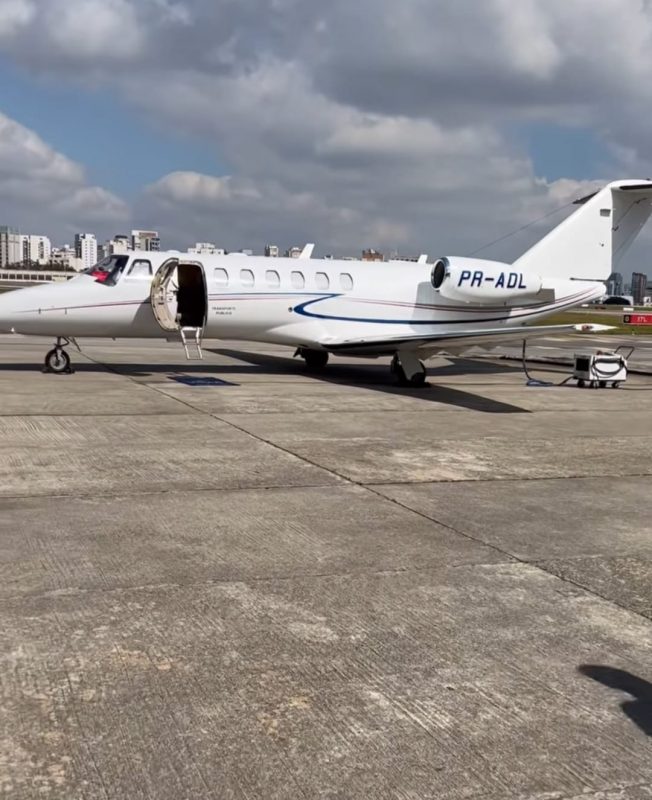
[521,340,631,388]
[520,340,573,387]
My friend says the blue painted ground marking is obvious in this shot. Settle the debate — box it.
[171,376,238,387]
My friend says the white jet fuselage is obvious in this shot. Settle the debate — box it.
[0,252,602,347]
[3,179,652,374]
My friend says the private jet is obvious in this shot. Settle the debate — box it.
[0,179,650,383]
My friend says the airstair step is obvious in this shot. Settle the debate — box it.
[179,327,203,360]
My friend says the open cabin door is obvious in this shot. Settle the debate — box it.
[150,258,208,359]
[150,258,179,332]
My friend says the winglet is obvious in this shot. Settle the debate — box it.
[299,243,315,259]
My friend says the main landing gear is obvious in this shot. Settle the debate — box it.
[391,353,427,387]
[295,347,329,371]
[43,337,74,374]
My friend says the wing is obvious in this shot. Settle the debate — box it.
[325,323,613,357]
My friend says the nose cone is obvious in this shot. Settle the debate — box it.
[0,284,57,334]
[0,288,24,332]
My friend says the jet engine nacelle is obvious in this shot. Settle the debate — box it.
[431,257,543,303]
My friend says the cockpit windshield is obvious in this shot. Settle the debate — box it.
[85,255,130,286]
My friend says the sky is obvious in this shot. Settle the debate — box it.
[0,0,651,279]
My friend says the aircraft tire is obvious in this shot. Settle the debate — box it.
[301,349,329,371]
[391,356,427,387]
[44,348,71,374]
[390,355,406,384]
[409,368,427,387]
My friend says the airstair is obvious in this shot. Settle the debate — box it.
[180,327,203,360]
[151,258,208,361]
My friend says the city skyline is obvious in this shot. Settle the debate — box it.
[1,208,650,281]
[1,222,651,294]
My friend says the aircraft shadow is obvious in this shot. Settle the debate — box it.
[208,348,531,414]
[0,362,109,373]
[0,349,532,413]
[579,665,652,736]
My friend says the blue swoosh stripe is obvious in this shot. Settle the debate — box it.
[292,292,596,325]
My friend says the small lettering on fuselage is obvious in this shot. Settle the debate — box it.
[458,270,527,290]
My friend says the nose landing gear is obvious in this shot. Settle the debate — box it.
[43,337,74,374]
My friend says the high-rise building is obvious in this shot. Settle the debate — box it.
[51,246,83,271]
[362,248,384,262]
[264,244,279,257]
[101,235,131,258]
[606,271,624,296]
[187,243,225,255]
[131,230,160,251]
[285,246,302,258]
[631,272,648,305]
[0,225,21,268]
[21,234,52,265]
[74,233,98,271]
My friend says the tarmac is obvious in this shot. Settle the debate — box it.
[0,333,650,800]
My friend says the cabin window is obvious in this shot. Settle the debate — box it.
[315,272,330,290]
[290,271,305,289]
[214,268,229,286]
[340,273,353,291]
[127,259,152,278]
[240,268,255,287]
[265,270,280,288]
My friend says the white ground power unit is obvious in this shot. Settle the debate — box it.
[573,350,628,388]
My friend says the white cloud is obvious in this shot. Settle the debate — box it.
[149,0,192,26]
[316,117,502,167]
[0,0,34,37]
[149,172,261,206]
[1,1,652,267]
[0,113,83,183]
[491,0,561,79]
[58,186,130,223]
[0,112,128,238]
[45,0,143,61]
[126,55,592,256]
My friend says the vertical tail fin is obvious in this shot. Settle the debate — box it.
[513,180,652,281]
